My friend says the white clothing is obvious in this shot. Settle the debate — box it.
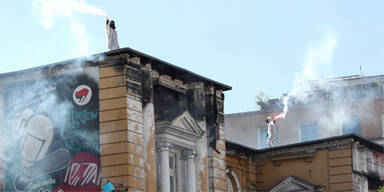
[106,23,119,51]
[267,121,276,147]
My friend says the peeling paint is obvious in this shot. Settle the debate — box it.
[143,103,157,191]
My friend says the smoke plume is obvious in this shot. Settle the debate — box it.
[37,0,108,29]
[278,28,339,119]
[34,0,108,55]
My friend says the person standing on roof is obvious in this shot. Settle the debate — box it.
[266,116,277,147]
[106,17,119,51]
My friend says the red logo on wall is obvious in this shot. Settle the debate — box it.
[54,153,101,192]
[73,85,92,106]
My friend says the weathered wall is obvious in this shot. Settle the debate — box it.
[152,77,213,191]
[0,50,229,192]
[141,64,157,192]
[207,89,228,192]
[99,55,149,191]
[99,55,162,192]
[352,142,384,191]
[225,154,257,191]
[188,82,210,192]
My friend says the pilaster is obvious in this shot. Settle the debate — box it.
[99,55,145,191]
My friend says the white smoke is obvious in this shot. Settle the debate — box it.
[277,28,339,119]
[37,0,108,29]
[34,0,108,55]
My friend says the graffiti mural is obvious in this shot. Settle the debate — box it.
[2,68,100,192]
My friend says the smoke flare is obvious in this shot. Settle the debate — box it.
[35,0,108,55]
[37,0,108,29]
[277,28,339,120]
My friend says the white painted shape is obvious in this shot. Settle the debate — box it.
[20,135,45,162]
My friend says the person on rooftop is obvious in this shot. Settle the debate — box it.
[105,17,119,51]
[266,116,277,147]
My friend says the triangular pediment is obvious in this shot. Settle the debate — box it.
[269,176,322,192]
[171,111,204,136]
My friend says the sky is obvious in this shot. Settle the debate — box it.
[0,0,383,114]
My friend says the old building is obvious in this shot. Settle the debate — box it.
[1,47,383,192]
[0,47,231,192]
[225,75,384,149]
[225,134,384,192]
[224,74,384,191]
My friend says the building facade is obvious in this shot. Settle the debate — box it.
[225,134,384,192]
[0,48,231,192]
[226,75,384,149]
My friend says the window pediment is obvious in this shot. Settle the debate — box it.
[171,111,204,136]
[269,176,325,192]
[156,111,204,144]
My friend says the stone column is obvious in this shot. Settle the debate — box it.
[186,150,196,192]
[158,142,171,192]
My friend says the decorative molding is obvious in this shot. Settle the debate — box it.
[182,149,196,159]
[151,70,160,79]
[171,111,204,136]
[155,74,187,94]
[156,111,205,145]
[269,176,325,192]
[254,138,353,160]
[156,141,172,152]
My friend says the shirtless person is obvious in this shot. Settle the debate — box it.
[266,116,277,147]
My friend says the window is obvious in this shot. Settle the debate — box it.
[342,117,361,136]
[258,127,268,149]
[169,152,177,192]
[300,122,318,142]
[155,111,204,192]
[226,168,241,192]
[226,177,234,192]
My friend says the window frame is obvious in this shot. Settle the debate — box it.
[342,117,361,136]
[168,151,177,192]
[257,127,268,149]
[299,121,319,142]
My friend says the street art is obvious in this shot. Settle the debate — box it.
[2,68,100,192]
[373,152,384,165]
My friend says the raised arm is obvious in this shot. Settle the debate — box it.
[105,17,110,34]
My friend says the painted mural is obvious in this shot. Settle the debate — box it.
[2,68,100,192]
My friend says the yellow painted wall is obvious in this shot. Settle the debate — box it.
[257,150,330,191]
[259,146,354,192]
[225,144,355,192]
[225,154,257,191]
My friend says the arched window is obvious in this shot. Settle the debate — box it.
[226,176,234,192]
[226,168,241,192]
